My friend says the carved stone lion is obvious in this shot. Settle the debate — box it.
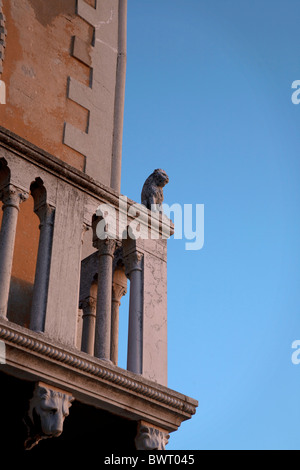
[24,384,74,450]
[141,169,169,212]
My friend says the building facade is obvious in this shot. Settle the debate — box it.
[0,0,197,453]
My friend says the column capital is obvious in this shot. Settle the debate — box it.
[135,422,170,450]
[34,202,55,226]
[94,238,116,258]
[79,296,97,316]
[0,184,28,210]
[124,250,144,277]
[112,282,127,304]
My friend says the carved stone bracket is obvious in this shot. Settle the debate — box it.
[24,382,74,451]
[135,422,170,450]
[0,0,7,76]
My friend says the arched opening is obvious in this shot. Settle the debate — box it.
[77,224,97,351]
[111,255,128,368]
[0,157,9,253]
[117,283,129,370]
[7,193,40,327]
[28,178,55,332]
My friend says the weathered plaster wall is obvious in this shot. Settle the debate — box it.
[1,0,121,187]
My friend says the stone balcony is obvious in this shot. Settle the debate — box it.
[0,126,198,451]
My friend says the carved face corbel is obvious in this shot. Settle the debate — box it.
[135,422,170,451]
[24,383,74,450]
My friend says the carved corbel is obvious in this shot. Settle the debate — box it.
[24,382,74,450]
[135,422,170,450]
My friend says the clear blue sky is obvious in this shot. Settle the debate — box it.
[120,0,300,450]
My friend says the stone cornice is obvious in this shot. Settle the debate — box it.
[0,126,121,206]
[0,321,197,430]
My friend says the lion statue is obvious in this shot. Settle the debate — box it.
[141,169,169,212]
[24,384,74,450]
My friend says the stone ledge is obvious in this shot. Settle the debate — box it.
[0,320,198,432]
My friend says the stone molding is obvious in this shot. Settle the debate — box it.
[0,322,197,419]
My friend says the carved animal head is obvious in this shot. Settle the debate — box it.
[152,169,169,187]
[25,384,74,450]
[135,424,170,450]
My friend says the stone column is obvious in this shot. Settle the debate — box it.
[30,203,55,332]
[111,278,127,365]
[94,238,116,361]
[80,288,97,355]
[0,184,27,319]
[124,249,144,375]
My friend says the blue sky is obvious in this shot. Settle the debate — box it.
[120,0,300,450]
